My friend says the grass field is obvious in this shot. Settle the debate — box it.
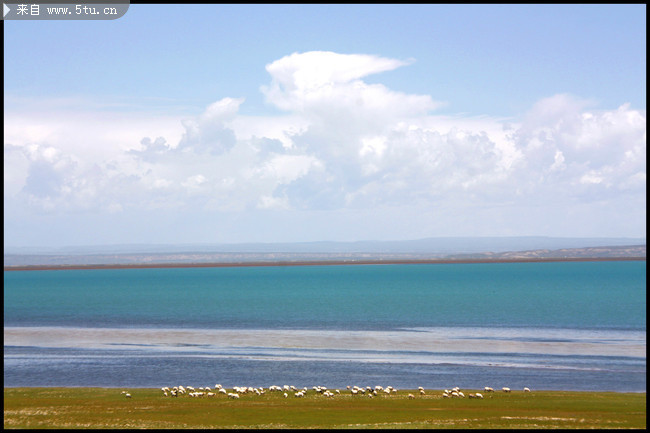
[4,387,646,429]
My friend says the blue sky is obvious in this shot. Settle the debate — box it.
[4,4,647,248]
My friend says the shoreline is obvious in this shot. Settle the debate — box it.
[3,256,646,271]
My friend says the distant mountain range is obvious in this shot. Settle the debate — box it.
[4,237,645,267]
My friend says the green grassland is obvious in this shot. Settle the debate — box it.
[4,387,646,429]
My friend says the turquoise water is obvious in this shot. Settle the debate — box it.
[4,261,646,330]
[4,261,646,390]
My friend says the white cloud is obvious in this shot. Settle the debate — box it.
[176,97,243,155]
[3,53,646,245]
[510,95,646,202]
[228,114,309,150]
[262,51,411,106]
[182,174,207,189]
[254,154,322,184]
[261,51,441,124]
[257,194,290,210]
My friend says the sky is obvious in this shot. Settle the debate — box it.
[3,4,647,248]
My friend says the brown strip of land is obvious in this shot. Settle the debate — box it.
[3,256,645,271]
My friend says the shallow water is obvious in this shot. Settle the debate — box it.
[4,326,646,357]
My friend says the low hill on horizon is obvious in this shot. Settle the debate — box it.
[4,236,646,267]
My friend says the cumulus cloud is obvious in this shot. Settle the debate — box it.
[5,142,114,213]
[176,97,243,155]
[509,95,646,202]
[3,52,646,244]
[261,51,441,130]
[128,137,171,162]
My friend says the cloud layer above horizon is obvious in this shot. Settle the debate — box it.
[4,51,646,245]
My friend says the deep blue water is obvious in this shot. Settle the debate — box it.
[4,261,646,391]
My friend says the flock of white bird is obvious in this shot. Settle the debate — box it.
[123,384,531,399]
